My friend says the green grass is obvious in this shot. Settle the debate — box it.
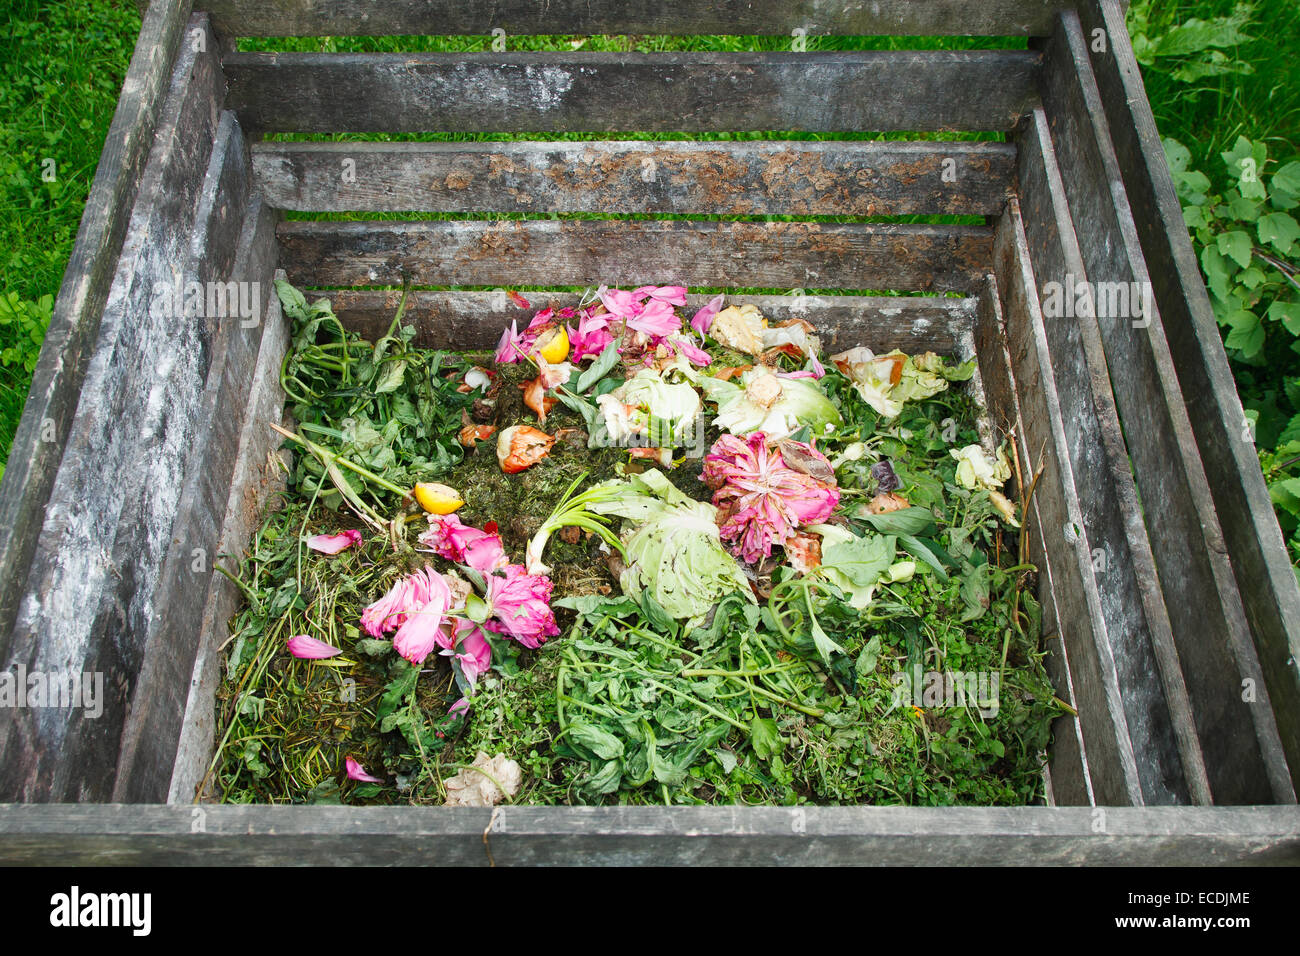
[0,0,140,466]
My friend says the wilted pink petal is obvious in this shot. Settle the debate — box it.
[484,564,559,649]
[306,529,362,555]
[568,310,615,363]
[346,757,383,783]
[665,333,712,367]
[599,287,641,320]
[507,290,531,309]
[391,571,453,665]
[777,370,818,379]
[690,294,725,337]
[287,634,343,659]
[419,514,509,573]
[495,319,523,364]
[631,284,688,307]
[449,697,471,716]
[441,622,493,691]
[625,299,680,338]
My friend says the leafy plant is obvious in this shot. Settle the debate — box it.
[0,292,51,373]
[1165,136,1300,448]
[1127,0,1257,83]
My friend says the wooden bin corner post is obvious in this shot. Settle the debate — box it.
[0,9,278,803]
[1033,8,1294,803]
[1074,0,1300,796]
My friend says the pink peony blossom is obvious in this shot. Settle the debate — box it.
[484,564,559,649]
[701,432,840,563]
[419,514,509,574]
[361,567,447,637]
[690,293,725,337]
[287,634,343,659]
[306,529,362,555]
[346,757,383,783]
[391,570,453,665]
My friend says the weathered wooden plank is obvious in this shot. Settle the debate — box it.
[328,290,974,354]
[204,0,1073,38]
[224,51,1042,134]
[108,113,258,803]
[0,15,223,804]
[252,140,1017,216]
[989,209,1152,806]
[1076,0,1300,796]
[974,274,1091,806]
[278,220,991,293]
[0,804,1296,866]
[1015,108,1208,806]
[169,257,289,806]
[1036,13,1293,805]
[0,0,193,654]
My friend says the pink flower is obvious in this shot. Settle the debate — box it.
[625,298,680,338]
[391,570,453,665]
[361,567,447,637]
[598,287,642,320]
[690,294,725,337]
[441,620,493,691]
[568,309,614,363]
[346,757,383,783]
[495,319,523,363]
[633,285,688,306]
[306,529,362,555]
[702,432,840,563]
[664,333,712,367]
[419,514,509,574]
[287,634,343,659]
[484,564,559,649]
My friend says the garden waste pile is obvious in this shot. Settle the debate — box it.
[210,282,1066,807]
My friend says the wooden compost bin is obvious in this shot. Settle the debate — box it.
[0,0,1297,864]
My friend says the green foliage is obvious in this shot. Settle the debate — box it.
[1127,0,1257,82]
[0,293,51,373]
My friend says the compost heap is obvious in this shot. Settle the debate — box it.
[212,282,1065,807]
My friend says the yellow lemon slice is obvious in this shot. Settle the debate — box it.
[414,482,465,514]
[535,325,570,364]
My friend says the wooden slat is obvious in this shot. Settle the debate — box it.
[1015,108,1208,806]
[109,114,259,803]
[974,274,1092,805]
[0,804,1296,865]
[329,290,975,354]
[224,51,1042,134]
[169,257,289,805]
[0,0,193,653]
[0,15,224,803]
[252,140,1016,216]
[204,0,1073,38]
[1076,0,1300,795]
[278,220,992,293]
[989,208,1146,805]
[1036,13,1293,805]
